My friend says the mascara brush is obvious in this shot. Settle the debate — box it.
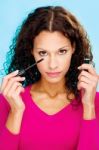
[17,58,44,76]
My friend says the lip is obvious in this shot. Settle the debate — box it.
[46,72,61,77]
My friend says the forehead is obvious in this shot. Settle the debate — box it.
[33,31,72,51]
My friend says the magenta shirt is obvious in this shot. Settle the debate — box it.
[0,85,99,150]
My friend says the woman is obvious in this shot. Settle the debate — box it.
[0,6,99,150]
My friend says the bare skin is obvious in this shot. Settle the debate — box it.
[0,31,75,134]
[30,81,75,115]
[30,31,75,115]
[0,70,26,134]
[0,31,99,135]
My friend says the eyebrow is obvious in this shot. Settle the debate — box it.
[36,45,70,51]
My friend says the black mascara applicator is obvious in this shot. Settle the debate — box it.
[17,58,44,76]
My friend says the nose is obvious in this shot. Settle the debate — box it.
[48,56,58,70]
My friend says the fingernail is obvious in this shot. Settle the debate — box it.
[14,70,19,74]
[78,66,81,69]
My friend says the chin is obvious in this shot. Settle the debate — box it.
[45,76,65,83]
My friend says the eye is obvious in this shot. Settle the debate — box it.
[38,51,47,56]
[58,49,68,55]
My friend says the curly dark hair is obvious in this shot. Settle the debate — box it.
[3,6,93,107]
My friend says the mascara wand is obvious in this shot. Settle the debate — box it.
[18,58,44,76]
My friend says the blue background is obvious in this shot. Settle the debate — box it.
[0,0,99,90]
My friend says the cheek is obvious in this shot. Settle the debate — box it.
[36,54,72,73]
[33,53,46,72]
[62,55,72,71]
[36,63,46,74]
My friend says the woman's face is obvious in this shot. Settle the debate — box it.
[32,31,75,83]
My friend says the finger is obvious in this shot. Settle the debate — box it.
[9,85,25,109]
[78,70,95,82]
[78,64,96,75]
[77,78,97,91]
[77,81,88,90]
[5,82,23,98]
[0,70,19,92]
[2,76,25,95]
[15,85,25,96]
[78,76,92,84]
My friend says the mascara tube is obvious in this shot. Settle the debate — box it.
[17,58,44,76]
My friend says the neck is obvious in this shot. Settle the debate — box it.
[38,77,66,98]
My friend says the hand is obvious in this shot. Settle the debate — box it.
[77,64,99,107]
[0,70,26,113]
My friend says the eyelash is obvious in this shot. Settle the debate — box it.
[59,49,68,54]
[38,49,68,56]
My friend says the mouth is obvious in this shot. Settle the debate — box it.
[46,72,61,77]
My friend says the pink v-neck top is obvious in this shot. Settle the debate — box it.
[0,85,99,150]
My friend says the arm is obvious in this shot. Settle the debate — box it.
[0,70,26,149]
[6,109,24,134]
[77,92,99,150]
[0,94,24,150]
